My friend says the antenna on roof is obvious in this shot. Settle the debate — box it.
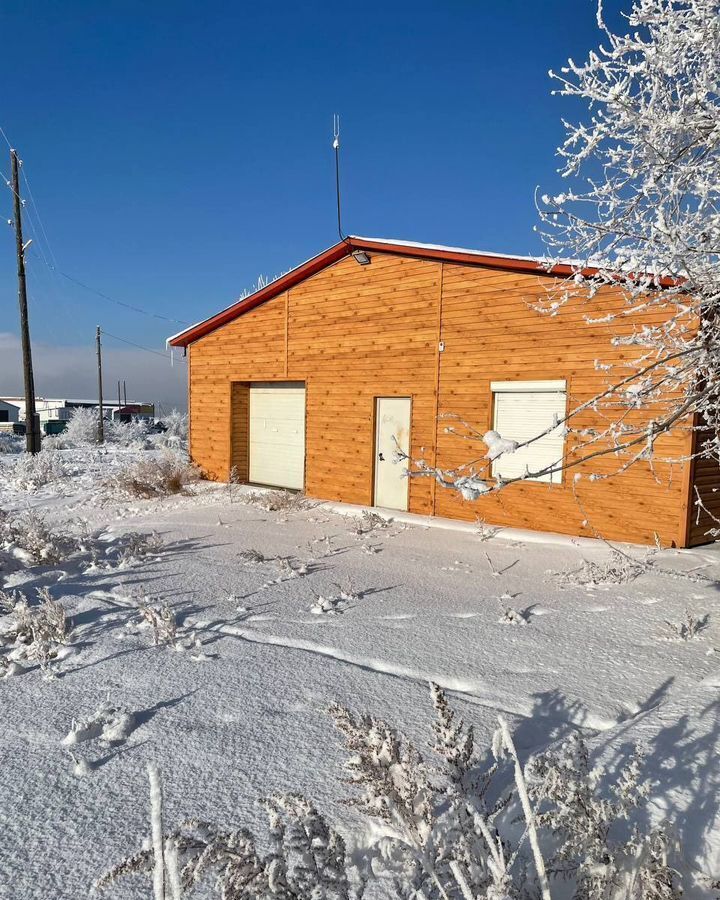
[333,114,351,246]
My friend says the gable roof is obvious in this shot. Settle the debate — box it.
[166,235,661,349]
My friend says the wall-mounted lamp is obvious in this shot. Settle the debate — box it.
[352,250,371,266]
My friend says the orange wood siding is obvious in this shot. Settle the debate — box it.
[433,263,691,546]
[187,252,694,546]
[229,382,250,481]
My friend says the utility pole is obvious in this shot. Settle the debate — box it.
[96,326,104,443]
[10,150,40,453]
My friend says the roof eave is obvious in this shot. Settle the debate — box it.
[168,240,352,348]
[168,236,679,348]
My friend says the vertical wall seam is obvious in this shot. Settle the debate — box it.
[285,290,290,378]
[430,262,444,516]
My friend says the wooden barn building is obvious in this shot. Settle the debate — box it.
[169,237,716,548]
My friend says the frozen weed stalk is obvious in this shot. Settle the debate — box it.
[138,600,178,648]
[101,686,684,899]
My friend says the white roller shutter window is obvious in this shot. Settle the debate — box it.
[491,381,566,484]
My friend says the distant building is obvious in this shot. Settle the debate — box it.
[0,399,20,424]
[0,397,155,426]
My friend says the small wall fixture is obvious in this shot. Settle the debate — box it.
[352,250,371,266]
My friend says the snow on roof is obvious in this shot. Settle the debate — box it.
[350,236,553,265]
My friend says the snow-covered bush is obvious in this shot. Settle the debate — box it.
[105,453,200,499]
[106,417,150,448]
[100,686,687,899]
[0,433,23,454]
[499,605,529,626]
[6,450,67,492]
[115,531,165,566]
[0,586,69,676]
[41,433,69,450]
[63,700,137,748]
[153,411,188,450]
[1,509,79,565]
[63,407,101,446]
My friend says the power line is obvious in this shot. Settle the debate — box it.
[20,165,58,269]
[57,271,191,326]
[100,328,187,363]
[0,123,191,328]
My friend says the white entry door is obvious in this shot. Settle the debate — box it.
[249,383,306,490]
[374,397,411,511]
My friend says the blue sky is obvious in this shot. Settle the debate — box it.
[0,0,625,407]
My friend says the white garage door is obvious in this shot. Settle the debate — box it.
[249,383,306,490]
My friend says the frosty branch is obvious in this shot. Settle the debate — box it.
[402,0,720,504]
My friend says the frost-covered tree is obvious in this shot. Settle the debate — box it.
[538,0,720,463]
[62,407,102,446]
[404,0,720,501]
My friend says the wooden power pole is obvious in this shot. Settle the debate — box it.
[10,150,40,453]
[96,325,104,443]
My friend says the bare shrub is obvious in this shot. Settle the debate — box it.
[238,548,272,565]
[350,510,390,536]
[105,453,200,499]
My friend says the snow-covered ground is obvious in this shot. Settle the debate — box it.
[1,447,719,898]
